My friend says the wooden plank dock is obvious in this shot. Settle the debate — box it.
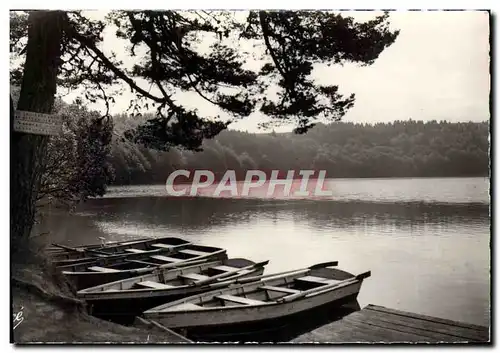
[291,304,490,343]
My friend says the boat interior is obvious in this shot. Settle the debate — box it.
[100,237,191,254]
[62,244,227,273]
[152,267,360,311]
[80,258,259,292]
[54,237,200,264]
[51,237,186,260]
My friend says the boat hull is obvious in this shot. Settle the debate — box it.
[85,268,266,325]
[145,281,363,342]
[61,248,229,290]
[183,294,360,342]
[49,237,189,262]
[64,268,153,291]
[87,289,210,325]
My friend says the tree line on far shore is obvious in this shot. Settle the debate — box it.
[109,116,489,185]
[21,94,488,208]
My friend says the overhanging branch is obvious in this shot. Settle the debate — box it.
[259,11,295,106]
[63,14,176,109]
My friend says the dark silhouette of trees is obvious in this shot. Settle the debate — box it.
[108,119,489,184]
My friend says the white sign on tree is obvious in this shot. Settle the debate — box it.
[13,110,63,136]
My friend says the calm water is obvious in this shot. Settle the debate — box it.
[34,177,491,326]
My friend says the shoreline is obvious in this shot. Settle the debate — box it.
[108,175,490,188]
[10,249,190,344]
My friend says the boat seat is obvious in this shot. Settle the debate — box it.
[151,243,175,249]
[158,303,202,312]
[179,273,211,282]
[88,266,121,273]
[124,248,146,253]
[237,269,253,276]
[178,249,209,257]
[149,255,184,263]
[295,275,338,285]
[259,285,301,294]
[136,281,175,289]
[211,265,240,272]
[216,295,265,305]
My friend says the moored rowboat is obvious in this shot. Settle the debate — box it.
[49,236,192,264]
[77,258,269,323]
[46,237,150,254]
[45,239,131,257]
[143,262,371,342]
[61,244,228,290]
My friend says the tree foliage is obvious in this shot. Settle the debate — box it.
[10,10,399,150]
[11,86,114,207]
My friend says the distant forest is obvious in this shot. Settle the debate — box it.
[109,117,489,185]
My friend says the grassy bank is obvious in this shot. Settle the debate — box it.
[11,246,190,344]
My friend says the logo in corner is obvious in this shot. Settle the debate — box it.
[13,306,24,330]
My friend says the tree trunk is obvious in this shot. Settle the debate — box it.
[11,11,64,252]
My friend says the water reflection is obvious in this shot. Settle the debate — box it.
[33,197,490,251]
[76,197,489,231]
[32,189,490,328]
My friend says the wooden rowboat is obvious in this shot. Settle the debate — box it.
[45,237,146,254]
[61,244,228,290]
[143,262,371,342]
[49,236,192,264]
[45,241,123,257]
[77,258,269,324]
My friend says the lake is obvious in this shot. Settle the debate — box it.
[34,177,491,327]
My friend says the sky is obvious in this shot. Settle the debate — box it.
[62,10,490,133]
